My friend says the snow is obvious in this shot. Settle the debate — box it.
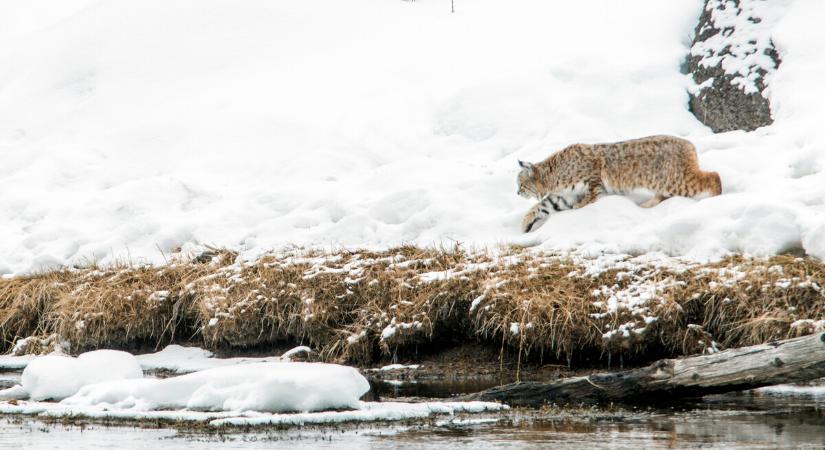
[4,348,369,413]
[690,0,792,94]
[20,350,143,401]
[379,319,423,341]
[372,364,421,372]
[10,338,31,356]
[0,354,37,371]
[436,417,500,427]
[0,385,28,401]
[0,399,507,427]
[469,294,486,312]
[209,401,507,427]
[0,347,507,425]
[756,383,825,396]
[135,344,310,374]
[61,362,370,413]
[509,322,520,335]
[0,0,824,274]
[380,324,397,341]
[1,344,310,374]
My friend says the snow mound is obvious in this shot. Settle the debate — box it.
[135,345,215,372]
[61,362,370,413]
[21,350,142,401]
[1,344,313,374]
[135,344,310,374]
[5,348,373,414]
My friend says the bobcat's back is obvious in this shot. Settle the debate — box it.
[594,135,720,197]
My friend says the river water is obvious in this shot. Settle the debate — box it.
[2,384,825,449]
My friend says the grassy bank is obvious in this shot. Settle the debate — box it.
[1,246,823,367]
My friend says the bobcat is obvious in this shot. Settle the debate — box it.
[518,135,722,233]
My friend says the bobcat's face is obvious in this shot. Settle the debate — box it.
[517,160,540,199]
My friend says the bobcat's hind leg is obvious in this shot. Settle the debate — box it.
[640,194,669,208]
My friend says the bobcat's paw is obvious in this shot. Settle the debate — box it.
[521,214,547,233]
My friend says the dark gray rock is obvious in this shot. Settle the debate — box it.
[686,0,780,133]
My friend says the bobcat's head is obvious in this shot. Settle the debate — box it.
[517,160,541,199]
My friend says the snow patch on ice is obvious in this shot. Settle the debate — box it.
[0,354,37,371]
[436,417,500,427]
[756,383,825,397]
[61,362,369,413]
[371,364,421,372]
[209,401,508,427]
[0,399,507,427]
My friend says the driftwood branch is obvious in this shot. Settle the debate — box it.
[467,332,825,407]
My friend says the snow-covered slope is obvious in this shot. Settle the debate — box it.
[0,0,822,274]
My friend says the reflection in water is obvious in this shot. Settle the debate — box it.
[368,377,502,400]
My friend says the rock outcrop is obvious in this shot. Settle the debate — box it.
[686,0,784,133]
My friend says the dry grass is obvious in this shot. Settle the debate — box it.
[50,265,202,351]
[1,246,823,367]
[0,271,70,350]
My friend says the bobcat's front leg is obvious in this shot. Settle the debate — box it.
[574,177,604,209]
[522,200,551,233]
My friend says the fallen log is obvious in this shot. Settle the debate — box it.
[466,332,825,407]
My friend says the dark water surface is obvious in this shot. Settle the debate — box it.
[3,377,825,449]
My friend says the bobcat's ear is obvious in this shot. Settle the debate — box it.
[518,160,534,173]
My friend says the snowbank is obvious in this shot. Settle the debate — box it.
[21,350,142,401]
[0,0,823,274]
[61,362,370,413]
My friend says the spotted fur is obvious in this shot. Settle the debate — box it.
[521,193,574,233]
[517,135,722,233]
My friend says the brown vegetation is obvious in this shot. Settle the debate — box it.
[1,246,823,368]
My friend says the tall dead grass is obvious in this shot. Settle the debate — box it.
[0,271,68,349]
[1,247,823,366]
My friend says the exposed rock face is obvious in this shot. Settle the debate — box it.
[686,0,784,133]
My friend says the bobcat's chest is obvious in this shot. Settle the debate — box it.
[552,182,588,209]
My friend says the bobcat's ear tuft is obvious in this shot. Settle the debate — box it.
[518,160,534,172]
